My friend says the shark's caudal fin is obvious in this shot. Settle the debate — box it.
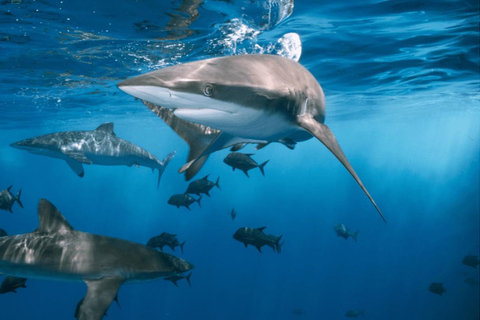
[78,277,124,320]
[36,199,74,234]
[297,115,386,223]
[156,151,176,188]
[143,101,220,180]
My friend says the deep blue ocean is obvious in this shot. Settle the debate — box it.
[1,0,479,319]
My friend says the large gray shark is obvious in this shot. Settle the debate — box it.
[0,199,193,320]
[118,54,385,221]
[10,123,175,187]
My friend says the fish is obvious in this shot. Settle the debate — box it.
[167,194,202,210]
[164,272,192,287]
[0,276,27,294]
[10,123,175,188]
[333,223,359,242]
[464,277,479,286]
[118,54,385,221]
[233,227,283,253]
[0,186,23,213]
[462,255,479,268]
[223,152,269,177]
[345,309,364,318]
[230,208,237,221]
[147,232,186,253]
[0,228,7,237]
[0,199,193,320]
[292,308,305,316]
[185,174,220,196]
[429,282,446,296]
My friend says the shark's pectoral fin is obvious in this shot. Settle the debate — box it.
[78,277,124,320]
[142,101,221,181]
[64,151,92,164]
[66,159,85,177]
[297,115,385,222]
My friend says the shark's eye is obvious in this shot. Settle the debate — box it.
[203,84,214,97]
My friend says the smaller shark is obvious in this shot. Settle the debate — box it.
[0,186,23,213]
[10,123,175,188]
[0,199,194,320]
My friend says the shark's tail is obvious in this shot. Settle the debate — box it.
[258,160,269,176]
[16,189,24,209]
[180,241,185,254]
[157,151,176,188]
[275,235,283,253]
[352,230,360,243]
[196,196,202,208]
[215,177,221,190]
[185,272,192,287]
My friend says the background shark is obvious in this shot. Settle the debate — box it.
[10,123,175,188]
[117,54,385,221]
[0,199,193,320]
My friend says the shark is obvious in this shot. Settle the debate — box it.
[10,123,175,188]
[0,199,194,320]
[118,54,385,221]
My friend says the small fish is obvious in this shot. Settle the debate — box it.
[429,282,446,296]
[168,194,202,210]
[164,272,192,287]
[333,223,359,242]
[345,309,364,318]
[223,152,269,177]
[464,277,479,286]
[0,228,7,237]
[185,174,220,197]
[0,276,27,294]
[462,255,479,268]
[233,227,283,253]
[147,232,186,253]
[230,208,237,221]
[0,186,23,213]
[292,308,305,316]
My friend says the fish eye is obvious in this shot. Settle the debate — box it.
[203,84,214,97]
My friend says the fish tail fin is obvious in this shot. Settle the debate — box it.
[215,177,221,190]
[352,230,360,243]
[297,115,386,222]
[275,235,283,253]
[180,241,185,254]
[197,196,202,208]
[157,151,176,189]
[258,160,269,176]
[16,189,24,209]
[186,272,192,287]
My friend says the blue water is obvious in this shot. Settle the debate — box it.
[1,0,479,319]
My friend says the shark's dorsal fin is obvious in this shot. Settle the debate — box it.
[142,101,221,180]
[95,123,115,135]
[36,199,74,234]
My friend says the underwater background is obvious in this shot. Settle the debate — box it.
[0,0,479,319]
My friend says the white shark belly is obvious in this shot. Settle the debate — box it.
[173,107,301,141]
